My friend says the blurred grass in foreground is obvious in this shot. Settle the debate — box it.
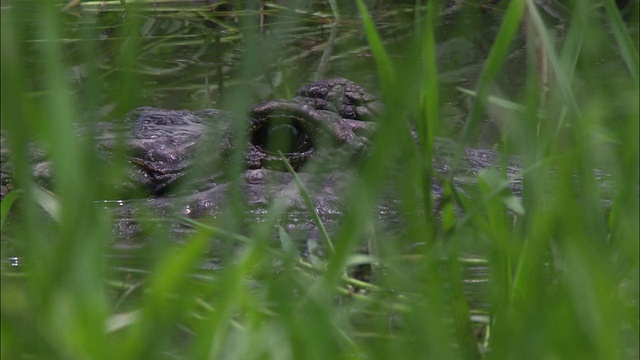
[1,0,638,359]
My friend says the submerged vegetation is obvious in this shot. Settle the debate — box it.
[1,0,638,359]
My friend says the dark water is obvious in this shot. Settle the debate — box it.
[54,1,523,143]
[2,1,525,308]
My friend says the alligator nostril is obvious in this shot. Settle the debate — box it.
[251,116,313,155]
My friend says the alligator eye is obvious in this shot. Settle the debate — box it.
[252,117,313,155]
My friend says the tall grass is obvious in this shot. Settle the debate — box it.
[2,0,638,359]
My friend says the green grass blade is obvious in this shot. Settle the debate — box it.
[355,0,395,88]
[459,0,526,147]
[525,0,580,118]
[416,1,440,232]
[603,0,639,83]
[279,151,334,253]
[0,190,21,227]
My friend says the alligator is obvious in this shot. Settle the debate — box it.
[1,79,524,245]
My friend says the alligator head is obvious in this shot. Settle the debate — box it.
[1,78,524,244]
[108,79,387,241]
